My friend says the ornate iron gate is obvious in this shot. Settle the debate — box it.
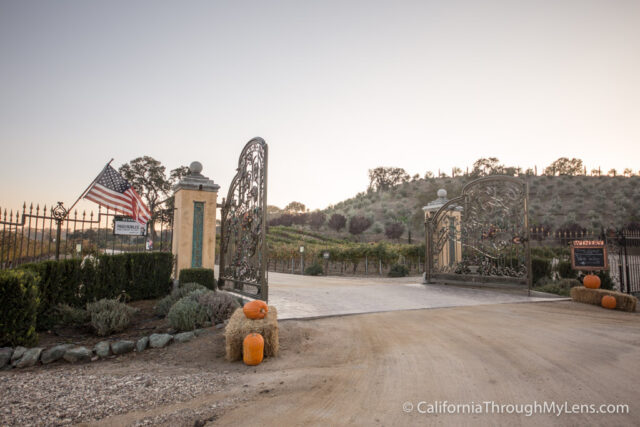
[606,229,640,294]
[218,137,269,301]
[425,176,532,294]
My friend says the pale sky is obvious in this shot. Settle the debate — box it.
[1,0,638,214]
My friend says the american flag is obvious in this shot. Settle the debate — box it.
[84,165,152,225]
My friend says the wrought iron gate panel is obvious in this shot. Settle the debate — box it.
[606,229,640,294]
[426,176,532,292]
[218,137,269,301]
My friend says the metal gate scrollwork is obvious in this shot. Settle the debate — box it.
[218,137,269,301]
[425,176,532,294]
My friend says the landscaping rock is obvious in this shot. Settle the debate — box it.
[94,341,110,358]
[174,332,194,343]
[15,348,43,368]
[11,346,27,363]
[111,340,135,355]
[0,348,12,368]
[149,333,173,348]
[41,344,74,365]
[63,347,92,363]
[136,336,149,352]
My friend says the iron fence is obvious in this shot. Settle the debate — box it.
[606,229,640,294]
[0,201,172,270]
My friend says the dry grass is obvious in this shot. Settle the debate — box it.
[225,306,279,362]
[570,287,637,312]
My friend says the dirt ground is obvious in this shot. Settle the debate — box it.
[3,301,640,426]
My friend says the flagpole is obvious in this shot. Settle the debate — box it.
[65,159,114,218]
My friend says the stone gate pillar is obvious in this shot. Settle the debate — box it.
[172,162,220,277]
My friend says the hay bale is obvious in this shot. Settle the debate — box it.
[225,306,279,361]
[570,287,637,312]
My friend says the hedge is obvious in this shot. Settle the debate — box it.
[0,269,40,346]
[531,257,552,284]
[20,259,84,330]
[127,253,174,300]
[20,252,174,330]
[179,268,215,290]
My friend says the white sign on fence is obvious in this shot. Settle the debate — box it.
[113,217,146,236]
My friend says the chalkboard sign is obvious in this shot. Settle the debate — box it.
[570,242,608,271]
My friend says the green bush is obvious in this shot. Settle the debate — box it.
[20,259,83,330]
[597,271,614,290]
[534,278,580,296]
[179,268,215,290]
[55,304,90,327]
[198,291,240,325]
[20,253,173,330]
[531,257,552,284]
[167,294,209,332]
[127,252,174,300]
[556,260,577,279]
[154,283,207,317]
[304,263,324,276]
[388,264,409,277]
[87,298,138,336]
[0,269,39,347]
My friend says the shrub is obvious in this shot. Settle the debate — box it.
[198,291,240,325]
[556,260,577,279]
[534,278,580,296]
[87,298,138,336]
[0,269,39,347]
[19,252,173,330]
[388,264,409,277]
[167,295,209,331]
[154,283,207,317]
[304,263,324,276]
[55,304,90,327]
[20,259,83,330]
[127,252,174,299]
[179,268,215,290]
[531,257,552,284]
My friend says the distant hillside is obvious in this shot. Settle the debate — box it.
[312,175,639,243]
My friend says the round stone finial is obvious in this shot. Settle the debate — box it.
[189,161,203,175]
[437,189,447,198]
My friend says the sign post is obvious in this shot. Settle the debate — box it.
[323,251,330,276]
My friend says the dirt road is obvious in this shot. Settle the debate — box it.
[211,301,640,426]
[4,301,639,426]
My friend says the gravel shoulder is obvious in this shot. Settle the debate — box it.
[2,301,639,426]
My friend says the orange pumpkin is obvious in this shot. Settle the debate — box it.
[243,333,264,365]
[583,274,601,289]
[601,295,616,310]
[243,300,268,320]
